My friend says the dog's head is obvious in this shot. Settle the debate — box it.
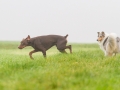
[97,31,105,42]
[18,35,31,49]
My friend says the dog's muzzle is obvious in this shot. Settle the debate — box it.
[18,45,26,49]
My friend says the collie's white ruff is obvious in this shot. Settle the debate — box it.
[98,33,120,56]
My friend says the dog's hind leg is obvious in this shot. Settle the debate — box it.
[107,52,113,56]
[62,45,72,54]
[113,53,117,56]
[56,44,72,54]
[56,40,72,54]
[59,50,67,53]
[29,50,38,59]
[41,49,46,58]
[67,45,72,54]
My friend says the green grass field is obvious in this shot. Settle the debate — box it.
[0,41,120,90]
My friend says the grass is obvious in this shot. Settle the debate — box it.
[0,41,120,90]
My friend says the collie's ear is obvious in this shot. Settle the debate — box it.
[102,31,104,34]
[102,31,105,37]
[97,32,100,34]
[97,32,100,37]
[117,37,120,42]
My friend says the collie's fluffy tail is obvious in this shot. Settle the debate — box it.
[108,33,117,51]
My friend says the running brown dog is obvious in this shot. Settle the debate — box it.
[18,34,72,59]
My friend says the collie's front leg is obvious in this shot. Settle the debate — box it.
[103,50,107,56]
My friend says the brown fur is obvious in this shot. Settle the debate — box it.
[18,34,72,59]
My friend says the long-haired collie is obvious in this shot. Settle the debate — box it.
[97,31,120,56]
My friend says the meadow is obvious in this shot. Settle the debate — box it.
[0,41,120,90]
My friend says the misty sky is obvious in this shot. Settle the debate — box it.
[1,0,120,43]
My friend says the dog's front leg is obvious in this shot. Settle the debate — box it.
[104,51,107,56]
[68,45,72,54]
[36,44,46,58]
[29,50,37,59]
[41,50,46,58]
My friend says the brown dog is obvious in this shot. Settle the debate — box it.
[18,34,72,59]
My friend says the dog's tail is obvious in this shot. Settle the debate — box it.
[64,34,68,38]
[108,33,117,51]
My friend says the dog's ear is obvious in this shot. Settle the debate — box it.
[26,35,30,41]
[117,37,120,42]
[102,31,105,37]
[102,31,104,34]
[97,32,100,37]
[97,32,100,34]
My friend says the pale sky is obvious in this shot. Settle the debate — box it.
[1,0,120,43]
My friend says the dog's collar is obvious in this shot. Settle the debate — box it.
[103,37,108,46]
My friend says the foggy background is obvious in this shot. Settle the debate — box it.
[0,0,120,43]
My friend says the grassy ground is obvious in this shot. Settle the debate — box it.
[0,41,120,90]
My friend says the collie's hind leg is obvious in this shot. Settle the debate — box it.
[113,53,116,56]
[106,52,113,56]
[104,51,107,56]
